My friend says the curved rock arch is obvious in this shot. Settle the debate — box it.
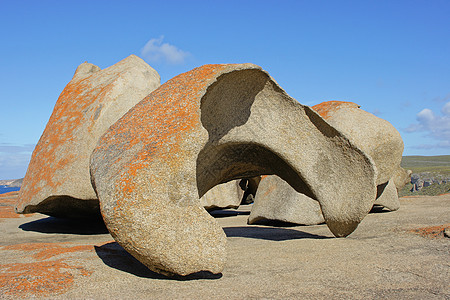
[90,64,377,276]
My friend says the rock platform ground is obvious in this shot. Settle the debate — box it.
[1,191,449,299]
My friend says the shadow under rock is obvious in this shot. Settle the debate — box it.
[223,226,331,241]
[369,205,392,214]
[19,216,109,235]
[208,209,250,218]
[249,219,322,227]
[95,242,222,280]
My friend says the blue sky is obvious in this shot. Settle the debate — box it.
[0,0,449,179]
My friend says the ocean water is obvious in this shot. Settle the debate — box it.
[0,185,20,194]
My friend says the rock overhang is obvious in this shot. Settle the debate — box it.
[90,63,377,276]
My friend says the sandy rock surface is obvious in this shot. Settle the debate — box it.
[1,192,449,299]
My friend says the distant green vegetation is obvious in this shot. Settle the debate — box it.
[399,182,450,197]
[399,155,450,197]
[401,155,450,175]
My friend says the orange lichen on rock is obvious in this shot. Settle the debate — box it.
[90,63,381,276]
[0,242,111,297]
[17,55,161,218]
[0,191,20,198]
[16,79,93,210]
[312,101,359,120]
[96,64,228,200]
[0,191,33,219]
[0,260,91,297]
[2,243,94,260]
[259,177,276,198]
[409,223,450,238]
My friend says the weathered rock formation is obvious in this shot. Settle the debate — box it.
[200,177,261,210]
[248,101,409,226]
[200,180,244,210]
[90,64,377,277]
[393,167,413,191]
[372,180,400,211]
[312,101,409,210]
[16,55,160,218]
[312,101,406,186]
[248,175,325,225]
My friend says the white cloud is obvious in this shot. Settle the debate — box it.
[405,101,450,149]
[442,101,450,115]
[140,36,189,64]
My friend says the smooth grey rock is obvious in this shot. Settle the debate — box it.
[248,175,325,225]
[90,64,377,276]
[393,167,412,191]
[200,180,243,210]
[249,102,407,227]
[373,180,400,211]
[249,177,399,228]
[16,55,160,218]
[312,101,407,208]
[312,101,404,186]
